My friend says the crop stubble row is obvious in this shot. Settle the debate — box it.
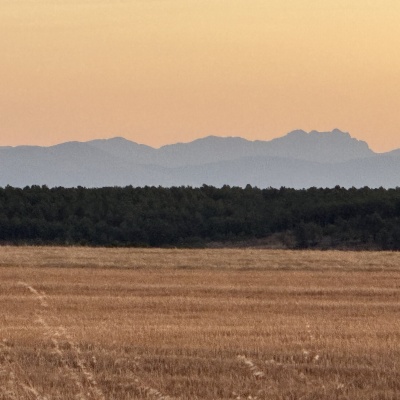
[1,247,400,399]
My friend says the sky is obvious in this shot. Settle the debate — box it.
[1,0,399,152]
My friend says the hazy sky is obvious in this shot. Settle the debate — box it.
[1,0,399,151]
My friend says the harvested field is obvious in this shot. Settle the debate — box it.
[1,247,400,399]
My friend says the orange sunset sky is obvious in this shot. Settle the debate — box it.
[1,0,399,152]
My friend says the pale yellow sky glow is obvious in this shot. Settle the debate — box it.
[1,0,399,151]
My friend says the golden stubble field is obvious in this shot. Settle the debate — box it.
[1,247,400,400]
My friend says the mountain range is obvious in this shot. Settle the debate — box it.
[1,129,399,188]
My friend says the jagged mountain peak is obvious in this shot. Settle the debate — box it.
[309,128,349,136]
[0,129,397,188]
[284,128,358,141]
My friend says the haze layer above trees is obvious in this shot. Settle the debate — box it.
[1,129,399,188]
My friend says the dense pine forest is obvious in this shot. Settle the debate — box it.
[1,185,400,249]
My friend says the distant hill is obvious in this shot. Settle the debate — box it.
[0,129,397,188]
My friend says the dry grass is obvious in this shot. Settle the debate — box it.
[1,247,400,399]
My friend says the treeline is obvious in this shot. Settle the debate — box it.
[1,185,400,249]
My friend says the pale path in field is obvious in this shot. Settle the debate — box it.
[15,281,177,400]
[19,281,106,400]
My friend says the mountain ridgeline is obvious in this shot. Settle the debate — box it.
[1,129,398,188]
